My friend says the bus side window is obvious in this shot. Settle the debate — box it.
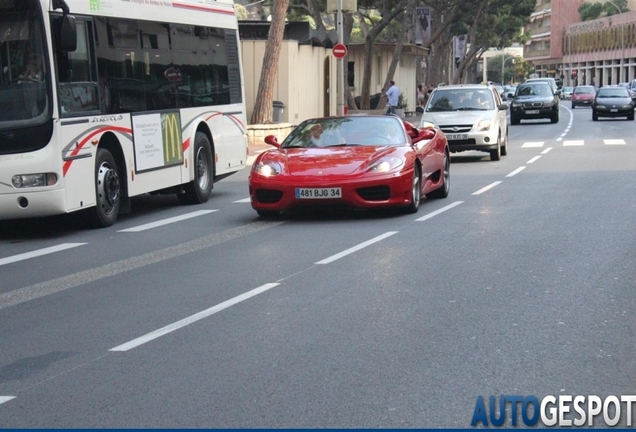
[54,18,98,115]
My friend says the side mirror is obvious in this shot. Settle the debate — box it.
[58,15,77,53]
[498,103,509,110]
[264,135,281,148]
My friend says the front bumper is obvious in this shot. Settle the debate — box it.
[249,170,414,212]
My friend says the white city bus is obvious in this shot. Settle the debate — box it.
[0,0,248,227]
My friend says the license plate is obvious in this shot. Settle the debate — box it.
[525,110,540,114]
[446,133,467,140]
[295,187,342,199]
[610,109,618,112]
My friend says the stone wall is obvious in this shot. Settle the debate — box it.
[247,123,296,146]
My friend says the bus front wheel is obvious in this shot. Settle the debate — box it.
[178,132,214,205]
[91,148,121,227]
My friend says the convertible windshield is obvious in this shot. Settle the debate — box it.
[282,116,407,148]
[0,0,50,127]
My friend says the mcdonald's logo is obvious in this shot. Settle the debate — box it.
[162,112,183,166]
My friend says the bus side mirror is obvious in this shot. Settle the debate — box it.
[58,15,77,53]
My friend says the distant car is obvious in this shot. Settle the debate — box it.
[504,85,517,99]
[420,84,509,161]
[571,85,596,108]
[561,86,574,100]
[525,77,560,98]
[509,82,559,125]
[592,86,635,121]
[248,115,450,217]
[618,82,636,103]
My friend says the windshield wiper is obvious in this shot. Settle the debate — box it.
[324,143,357,147]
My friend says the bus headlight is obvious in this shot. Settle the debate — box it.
[11,173,58,188]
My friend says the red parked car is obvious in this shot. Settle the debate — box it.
[571,85,596,108]
[248,115,450,217]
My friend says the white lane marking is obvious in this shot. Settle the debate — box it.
[556,108,574,141]
[563,140,584,146]
[527,156,541,164]
[472,181,502,195]
[604,139,626,145]
[315,232,398,265]
[110,283,280,352]
[522,142,544,148]
[118,210,218,233]
[415,201,464,222]
[233,198,251,203]
[506,166,526,177]
[0,243,86,267]
[541,147,553,154]
[0,396,16,405]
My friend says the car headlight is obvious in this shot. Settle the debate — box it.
[623,105,633,109]
[367,157,404,173]
[596,104,606,109]
[253,161,282,177]
[511,102,522,107]
[476,119,491,131]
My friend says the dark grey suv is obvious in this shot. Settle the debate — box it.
[509,82,559,125]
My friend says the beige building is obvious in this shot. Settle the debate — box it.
[525,0,636,86]
[240,22,427,124]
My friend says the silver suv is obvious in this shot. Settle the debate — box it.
[419,84,509,161]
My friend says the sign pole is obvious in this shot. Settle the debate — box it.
[337,0,345,116]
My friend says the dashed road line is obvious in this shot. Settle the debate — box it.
[0,243,86,267]
[315,231,398,265]
[563,140,584,146]
[604,139,626,145]
[521,142,545,148]
[527,156,541,164]
[472,182,502,195]
[110,283,281,352]
[118,210,219,232]
[415,201,464,222]
[541,147,553,154]
[233,198,251,203]
[0,396,16,405]
[506,166,526,177]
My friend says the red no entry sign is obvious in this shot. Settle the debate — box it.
[333,43,348,59]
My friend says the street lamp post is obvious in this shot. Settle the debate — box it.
[502,56,516,85]
[607,0,625,84]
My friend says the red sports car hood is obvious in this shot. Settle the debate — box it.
[267,146,402,176]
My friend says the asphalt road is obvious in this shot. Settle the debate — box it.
[1,101,635,427]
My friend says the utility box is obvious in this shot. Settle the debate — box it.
[272,101,285,123]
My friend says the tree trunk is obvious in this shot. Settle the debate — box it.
[249,0,290,124]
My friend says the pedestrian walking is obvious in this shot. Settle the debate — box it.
[383,80,400,114]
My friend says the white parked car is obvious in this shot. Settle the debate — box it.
[419,84,509,161]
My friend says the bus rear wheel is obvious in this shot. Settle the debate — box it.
[178,132,213,205]
[91,148,120,228]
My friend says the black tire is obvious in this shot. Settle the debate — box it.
[404,165,421,213]
[592,111,598,121]
[91,148,120,228]
[571,103,576,109]
[256,210,280,218]
[490,136,501,161]
[550,112,559,123]
[178,132,213,205]
[629,112,634,120]
[510,114,520,125]
[500,131,508,156]
[427,151,450,199]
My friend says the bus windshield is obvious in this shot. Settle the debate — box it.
[0,0,50,128]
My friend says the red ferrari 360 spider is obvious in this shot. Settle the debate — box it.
[248,115,450,217]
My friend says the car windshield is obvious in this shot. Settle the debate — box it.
[516,84,552,96]
[597,88,629,98]
[426,89,494,112]
[282,116,407,148]
[574,87,595,94]
[564,87,573,92]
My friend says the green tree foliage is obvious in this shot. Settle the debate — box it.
[579,0,629,21]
